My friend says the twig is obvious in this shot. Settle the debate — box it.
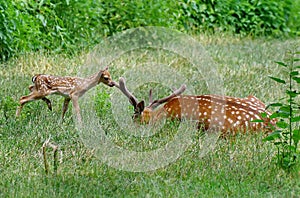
[42,138,61,175]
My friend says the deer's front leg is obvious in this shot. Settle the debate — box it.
[42,97,52,111]
[61,98,71,120]
[71,96,82,124]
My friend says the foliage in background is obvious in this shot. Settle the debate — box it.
[262,49,300,171]
[179,0,298,35]
[1,0,300,61]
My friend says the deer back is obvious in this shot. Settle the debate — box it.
[162,94,276,134]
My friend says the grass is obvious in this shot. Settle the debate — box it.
[1,34,300,197]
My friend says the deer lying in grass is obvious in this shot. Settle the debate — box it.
[117,77,276,135]
[16,67,117,123]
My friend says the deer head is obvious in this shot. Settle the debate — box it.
[97,67,116,87]
[117,77,186,124]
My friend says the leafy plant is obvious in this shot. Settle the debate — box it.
[178,0,296,36]
[264,48,300,171]
[1,0,299,62]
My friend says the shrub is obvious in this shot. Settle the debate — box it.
[0,0,299,61]
[0,1,68,61]
[179,0,295,35]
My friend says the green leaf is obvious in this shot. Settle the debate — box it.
[268,76,286,84]
[292,76,300,83]
[293,58,300,62]
[286,90,298,97]
[263,130,281,142]
[291,116,300,122]
[276,121,289,129]
[277,112,290,118]
[260,112,267,118]
[279,106,291,113]
[275,61,287,67]
[293,129,300,140]
[290,71,299,76]
[270,112,280,119]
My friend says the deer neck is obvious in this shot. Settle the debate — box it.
[85,70,104,87]
[141,108,152,124]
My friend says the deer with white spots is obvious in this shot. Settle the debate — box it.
[117,77,276,136]
[16,67,117,123]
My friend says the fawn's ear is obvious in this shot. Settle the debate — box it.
[136,100,145,114]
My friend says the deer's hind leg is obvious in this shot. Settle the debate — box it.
[16,90,50,117]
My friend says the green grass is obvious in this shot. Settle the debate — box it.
[1,35,300,197]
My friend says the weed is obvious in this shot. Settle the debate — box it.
[263,48,300,171]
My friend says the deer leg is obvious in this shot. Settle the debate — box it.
[71,96,82,124]
[16,92,46,117]
[61,98,71,120]
[42,97,52,111]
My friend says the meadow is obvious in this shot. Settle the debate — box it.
[0,34,299,197]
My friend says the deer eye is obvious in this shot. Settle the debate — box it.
[103,76,110,81]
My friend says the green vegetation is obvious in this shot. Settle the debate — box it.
[1,0,300,61]
[1,35,299,197]
[260,49,300,171]
[1,0,300,197]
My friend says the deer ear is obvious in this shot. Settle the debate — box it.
[101,66,108,72]
[136,100,145,113]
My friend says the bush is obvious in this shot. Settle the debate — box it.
[179,0,295,35]
[0,0,299,62]
[0,1,68,61]
[53,0,181,48]
[0,0,181,62]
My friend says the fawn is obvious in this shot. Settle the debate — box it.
[16,67,117,123]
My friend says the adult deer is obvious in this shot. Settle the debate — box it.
[117,77,276,135]
[16,67,117,123]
